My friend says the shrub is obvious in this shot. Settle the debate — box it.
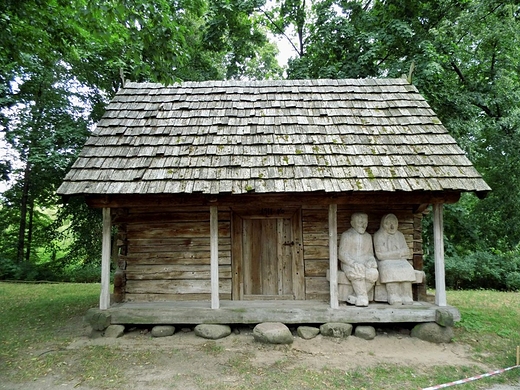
[0,256,103,283]
[424,249,520,291]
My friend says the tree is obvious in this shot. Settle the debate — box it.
[279,0,520,253]
[0,0,282,277]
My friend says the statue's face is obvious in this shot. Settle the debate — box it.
[352,214,368,234]
[383,215,398,234]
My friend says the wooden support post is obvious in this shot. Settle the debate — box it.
[329,204,339,309]
[100,208,111,310]
[210,206,219,309]
[433,203,447,307]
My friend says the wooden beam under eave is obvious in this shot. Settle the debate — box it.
[328,204,339,309]
[433,203,447,307]
[100,208,112,310]
[85,191,462,209]
[413,203,429,214]
[210,206,219,309]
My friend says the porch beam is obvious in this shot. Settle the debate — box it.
[86,191,462,209]
[433,203,447,306]
[328,204,339,309]
[100,207,111,310]
[210,206,219,309]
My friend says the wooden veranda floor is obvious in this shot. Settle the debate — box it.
[103,300,460,326]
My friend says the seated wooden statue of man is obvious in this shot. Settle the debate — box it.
[374,213,416,305]
[338,212,379,307]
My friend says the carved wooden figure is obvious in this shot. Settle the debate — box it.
[338,213,379,307]
[374,214,416,305]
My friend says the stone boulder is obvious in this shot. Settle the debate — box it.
[104,324,125,338]
[354,325,376,340]
[194,324,232,340]
[411,322,454,344]
[253,322,293,344]
[319,322,353,338]
[85,308,111,331]
[151,325,176,338]
[297,326,320,340]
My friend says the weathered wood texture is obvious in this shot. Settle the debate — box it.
[114,203,426,303]
[102,300,461,325]
[57,79,490,197]
[100,208,111,310]
[231,207,305,300]
[116,207,232,302]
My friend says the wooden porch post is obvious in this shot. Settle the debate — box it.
[433,203,447,307]
[210,206,219,309]
[100,207,111,310]
[328,204,339,309]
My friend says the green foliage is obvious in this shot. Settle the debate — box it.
[0,0,282,281]
[0,255,102,283]
[280,0,520,259]
[424,249,520,291]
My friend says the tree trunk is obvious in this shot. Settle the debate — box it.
[17,162,31,263]
[25,198,35,263]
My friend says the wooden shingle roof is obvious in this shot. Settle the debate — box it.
[57,78,490,196]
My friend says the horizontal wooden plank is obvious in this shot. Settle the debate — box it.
[127,242,231,253]
[128,206,232,214]
[115,211,231,224]
[304,245,329,260]
[126,279,231,294]
[126,237,232,246]
[86,191,462,209]
[126,222,230,238]
[304,259,329,277]
[126,237,231,252]
[100,300,461,324]
[123,252,231,266]
[305,276,329,294]
[126,265,231,280]
[242,294,295,300]
[124,293,231,302]
[302,234,329,246]
[232,206,300,219]
[305,292,330,301]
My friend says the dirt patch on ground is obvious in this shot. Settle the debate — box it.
[2,321,500,390]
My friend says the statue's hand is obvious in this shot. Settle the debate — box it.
[353,262,365,275]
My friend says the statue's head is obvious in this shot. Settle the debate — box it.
[350,212,368,234]
[381,213,399,234]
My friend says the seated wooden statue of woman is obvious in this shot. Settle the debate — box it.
[373,213,416,305]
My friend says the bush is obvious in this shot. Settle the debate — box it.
[424,249,520,291]
[0,256,22,280]
[0,256,103,283]
[61,263,102,283]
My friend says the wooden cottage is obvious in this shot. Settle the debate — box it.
[57,78,490,327]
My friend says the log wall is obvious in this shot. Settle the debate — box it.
[112,203,425,303]
[114,206,232,302]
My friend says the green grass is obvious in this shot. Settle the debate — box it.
[0,284,519,389]
[0,282,99,380]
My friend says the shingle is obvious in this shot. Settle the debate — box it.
[57,78,490,196]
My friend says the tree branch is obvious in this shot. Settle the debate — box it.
[260,8,302,57]
[450,61,466,84]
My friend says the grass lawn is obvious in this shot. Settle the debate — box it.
[0,282,518,389]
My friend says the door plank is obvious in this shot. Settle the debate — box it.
[231,213,243,300]
[292,209,306,299]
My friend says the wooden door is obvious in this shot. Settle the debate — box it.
[232,208,305,300]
